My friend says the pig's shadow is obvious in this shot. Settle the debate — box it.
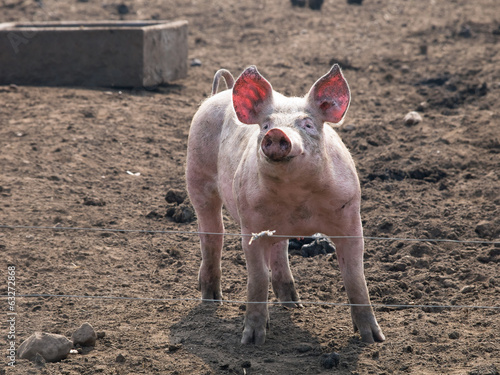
[169,303,365,374]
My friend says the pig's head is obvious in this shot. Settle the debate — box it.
[232,65,350,166]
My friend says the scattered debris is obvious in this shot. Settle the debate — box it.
[288,234,336,257]
[126,170,141,176]
[249,230,276,245]
[190,58,202,67]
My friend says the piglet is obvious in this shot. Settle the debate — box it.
[186,64,385,345]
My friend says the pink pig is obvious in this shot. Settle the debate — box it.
[186,65,385,345]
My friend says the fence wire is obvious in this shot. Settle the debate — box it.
[2,223,499,311]
[1,293,499,310]
[1,224,499,245]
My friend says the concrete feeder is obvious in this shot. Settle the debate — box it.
[0,20,188,87]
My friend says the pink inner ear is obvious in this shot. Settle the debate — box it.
[232,67,272,125]
[310,65,351,123]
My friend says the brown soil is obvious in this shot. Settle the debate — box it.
[1,0,499,374]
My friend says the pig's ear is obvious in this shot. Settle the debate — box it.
[232,66,273,125]
[306,64,350,124]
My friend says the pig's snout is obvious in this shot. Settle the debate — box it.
[261,128,292,161]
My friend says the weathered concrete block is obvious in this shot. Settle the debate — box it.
[0,20,188,87]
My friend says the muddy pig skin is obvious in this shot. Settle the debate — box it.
[186,65,385,345]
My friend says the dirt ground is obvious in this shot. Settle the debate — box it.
[1,0,499,374]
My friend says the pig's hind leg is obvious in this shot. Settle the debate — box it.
[187,178,224,303]
[270,240,302,307]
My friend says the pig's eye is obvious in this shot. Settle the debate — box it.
[262,123,270,130]
[300,119,316,133]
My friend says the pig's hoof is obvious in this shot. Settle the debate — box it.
[200,288,223,304]
[354,321,386,343]
[273,280,302,308]
[241,325,266,346]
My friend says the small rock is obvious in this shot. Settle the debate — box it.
[458,24,472,38]
[308,0,324,10]
[115,353,126,363]
[448,331,460,339]
[172,203,195,223]
[165,189,187,204]
[117,4,129,14]
[475,220,494,238]
[18,332,72,362]
[96,331,106,339]
[168,344,182,352]
[190,58,202,67]
[71,322,97,347]
[241,360,251,368]
[403,111,422,126]
[321,352,340,369]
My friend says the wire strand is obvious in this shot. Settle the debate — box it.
[1,293,499,310]
[1,224,499,245]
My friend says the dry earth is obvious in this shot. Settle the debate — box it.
[1,0,499,374]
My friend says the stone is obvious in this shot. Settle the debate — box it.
[18,332,72,362]
[172,203,195,223]
[475,220,494,238]
[403,111,422,126]
[321,352,340,369]
[0,20,188,87]
[71,322,97,347]
[165,189,187,204]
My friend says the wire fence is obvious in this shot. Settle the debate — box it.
[1,223,499,311]
[0,293,499,310]
[1,224,499,245]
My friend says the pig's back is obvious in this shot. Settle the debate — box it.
[186,90,233,184]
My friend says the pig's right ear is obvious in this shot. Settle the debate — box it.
[232,66,273,125]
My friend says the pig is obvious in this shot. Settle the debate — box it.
[186,64,385,345]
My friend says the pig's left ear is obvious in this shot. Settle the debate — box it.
[306,64,350,124]
[232,66,273,125]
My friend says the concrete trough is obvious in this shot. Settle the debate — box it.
[0,20,188,87]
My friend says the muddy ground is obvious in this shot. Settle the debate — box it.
[1,0,499,374]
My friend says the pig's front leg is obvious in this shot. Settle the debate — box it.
[334,220,385,343]
[270,240,302,307]
[241,236,271,345]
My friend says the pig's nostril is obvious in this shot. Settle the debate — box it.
[279,137,290,150]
